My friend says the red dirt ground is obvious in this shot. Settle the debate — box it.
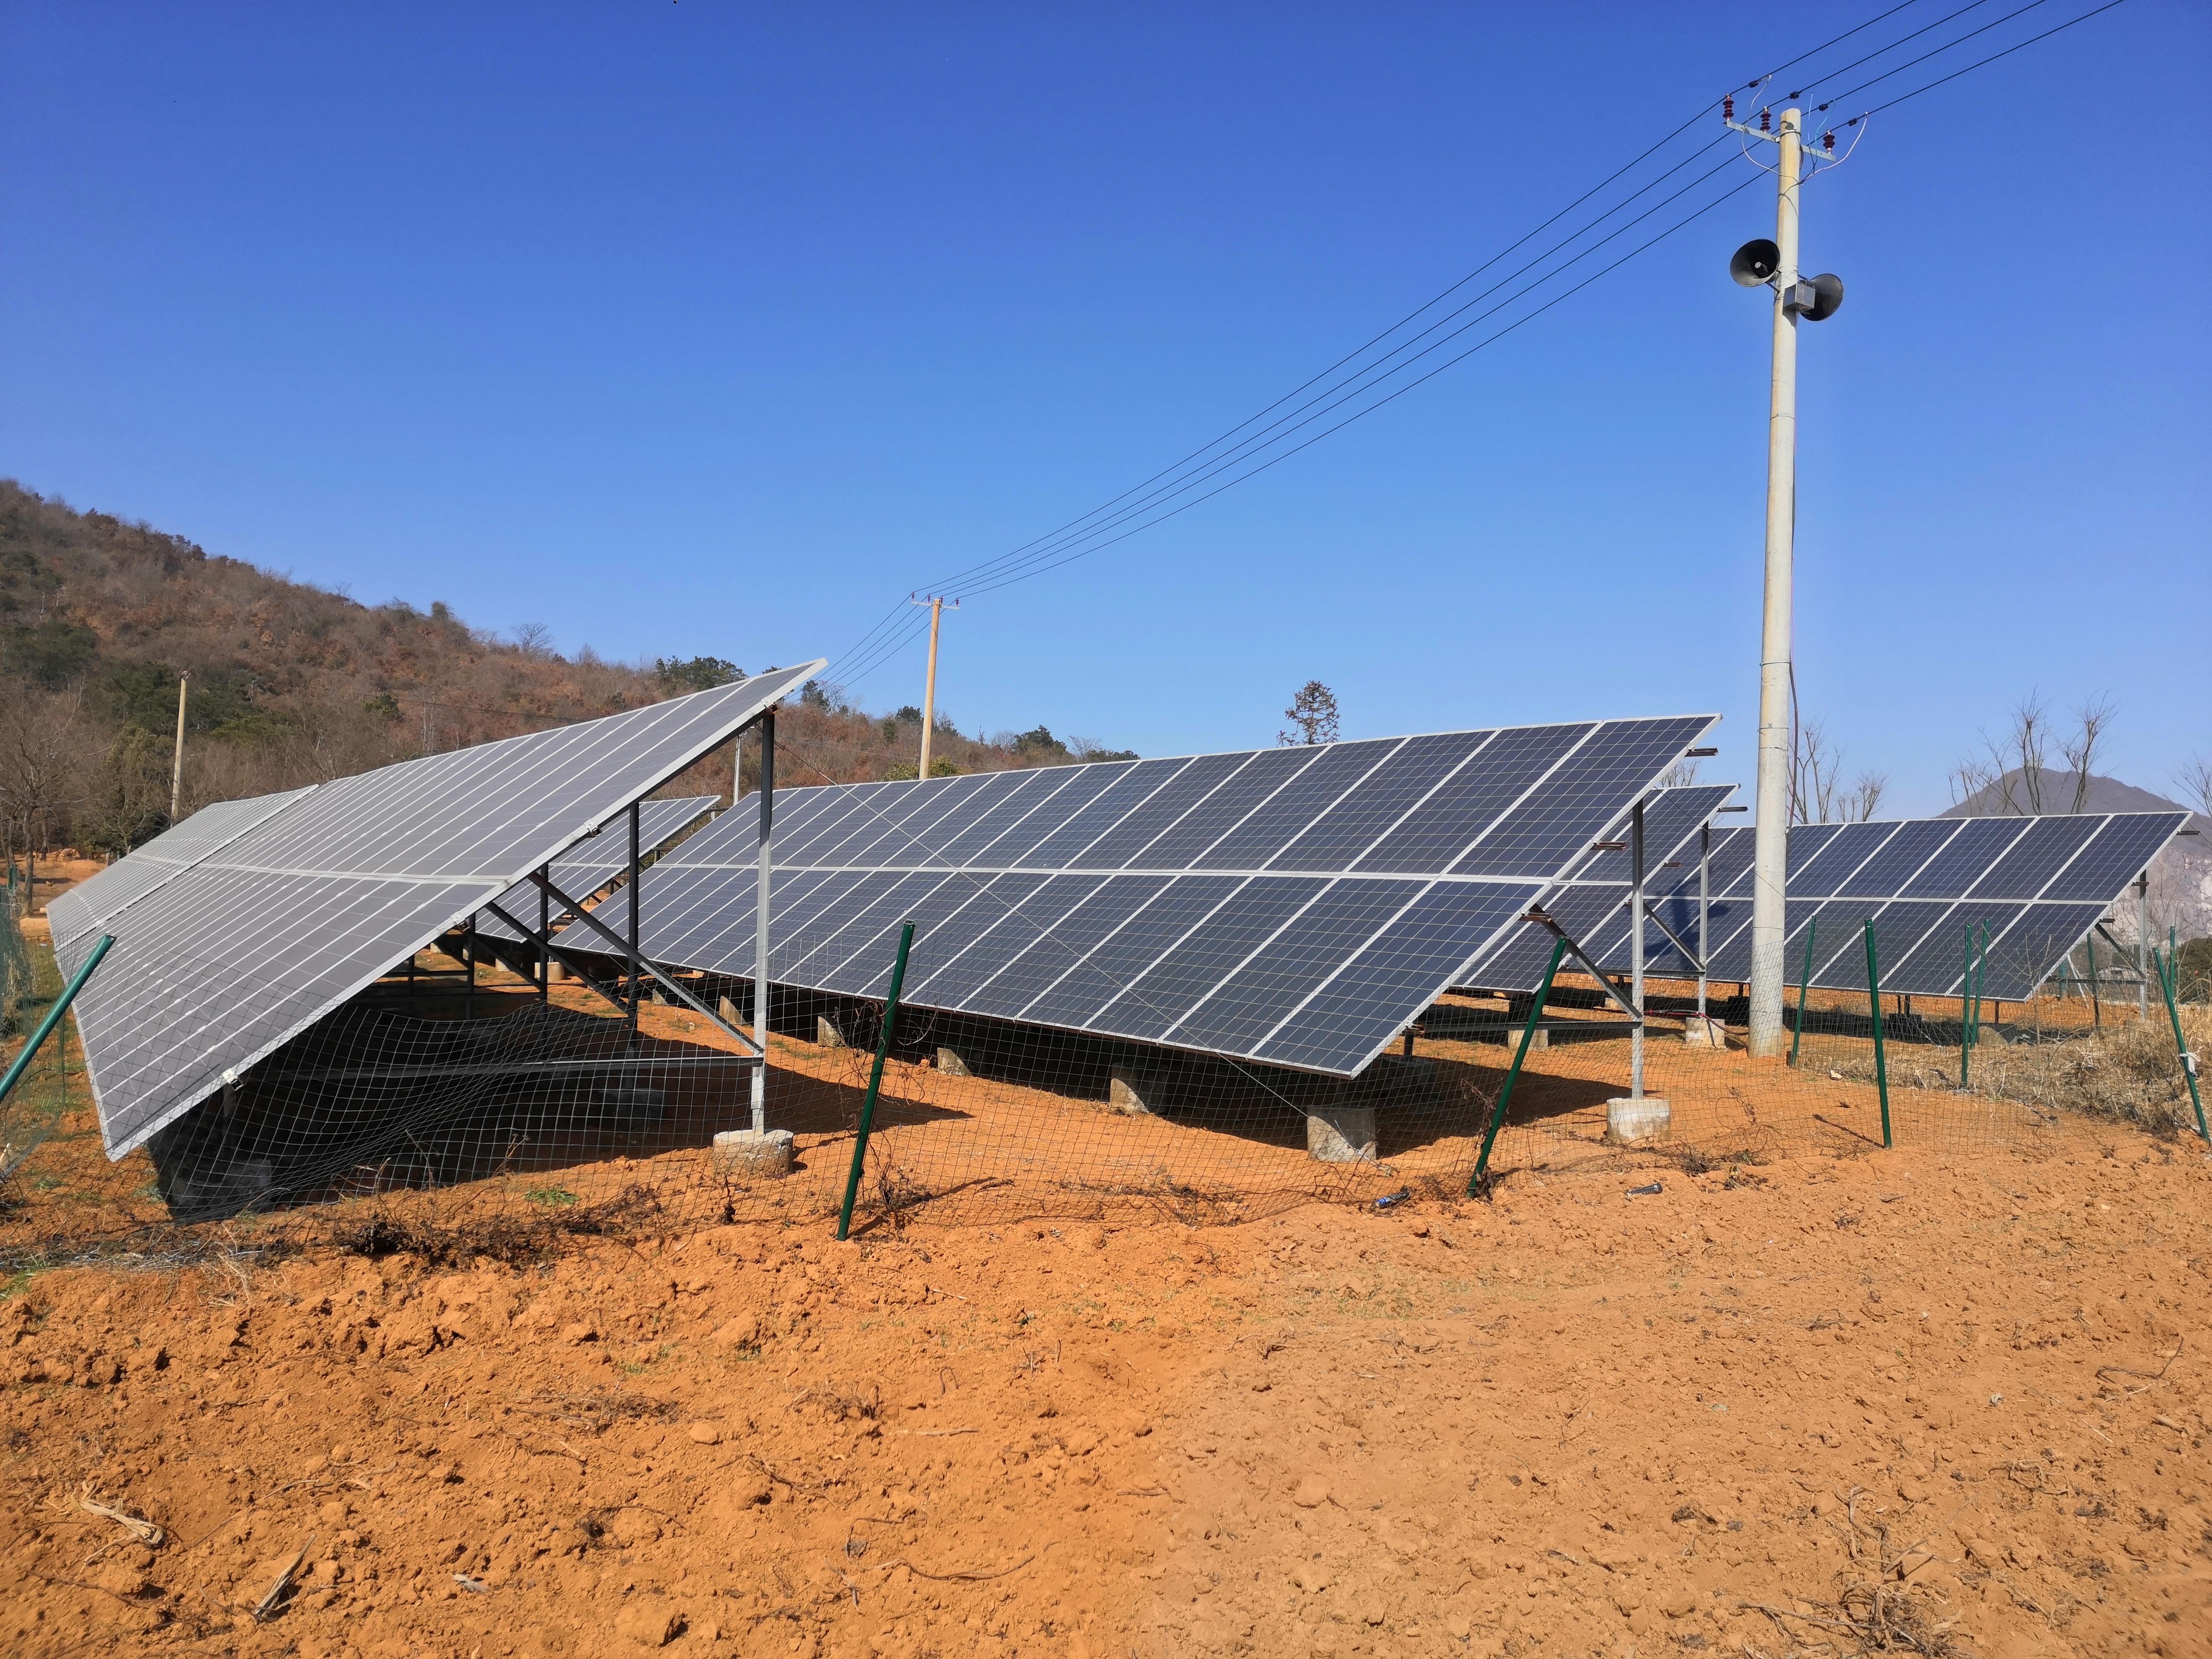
[1,1106,2207,1659]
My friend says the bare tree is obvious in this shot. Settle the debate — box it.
[1951,692,2114,814]
[2175,753,2212,823]
[1789,719,1885,824]
[0,690,91,891]
[510,622,556,658]
[1277,681,1340,747]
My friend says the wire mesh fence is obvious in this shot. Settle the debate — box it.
[2,741,2205,1271]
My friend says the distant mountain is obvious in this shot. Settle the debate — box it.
[1940,769,2205,827]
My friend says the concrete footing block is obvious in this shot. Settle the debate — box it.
[718,995,742,1026]
[547,961,566,983]
[712,1128,794,1179]
[816,1015,848,1049]
[1606,1096,1672,1144]
[936,1047,972,1077]
[1108,1066,1158,1115]
[1306,1103,1377,1163]
[1681,1015,1726,1049]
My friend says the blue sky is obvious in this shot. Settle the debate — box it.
[3,1,2206,814]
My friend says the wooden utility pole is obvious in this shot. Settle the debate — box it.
[169,671,191,821]
[912,594,957,779]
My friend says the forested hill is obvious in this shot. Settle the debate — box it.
[0,481,1131,858]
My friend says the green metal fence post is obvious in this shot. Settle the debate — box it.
[1789,916,1818,1068]
[1469,938,1566,1198]
[1960,922,1975,1089]
[2155,939,2206,1145]
[1864,919,1892,1149]
[0,934,113,1108]
[837,921,916,1241]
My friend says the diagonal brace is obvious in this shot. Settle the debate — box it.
[523,873,764,1057]
[479,899,640,1021]
[1639,900,1703,974]
[1522,908,1642,1024]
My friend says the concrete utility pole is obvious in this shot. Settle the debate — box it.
[912,594,957,779]
[169,671,192,821]
[1726,104,1843,1055]
[1746,107,1802,1058]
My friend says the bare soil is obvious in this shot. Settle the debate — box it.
[1,1105,2206,1659]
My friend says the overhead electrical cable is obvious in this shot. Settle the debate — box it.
[824,0,2126,689]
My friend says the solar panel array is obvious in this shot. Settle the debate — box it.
[583,715,1717,1076]
[60,663,821,1159]
[1464,811,2185,1003]
[474,795,719,941]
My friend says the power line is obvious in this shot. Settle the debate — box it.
[825,0,2127,688]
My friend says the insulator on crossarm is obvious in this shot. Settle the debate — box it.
[1760,108,1771,132]
[1823,132,1835,152]
[1723,93,1734,121]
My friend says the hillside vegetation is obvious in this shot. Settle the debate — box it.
[0,482,1130,861]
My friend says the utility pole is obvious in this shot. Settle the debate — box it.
[912,594,957,779]
[169,671,191,822]
[1727,102,1843,1057]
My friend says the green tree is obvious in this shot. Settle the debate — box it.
[80,725,173,856]
[1277,681,1340,746]
[655,656,744,694]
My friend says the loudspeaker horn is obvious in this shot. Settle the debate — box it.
[1729,238,1780,287]
[1802,272,1844,321]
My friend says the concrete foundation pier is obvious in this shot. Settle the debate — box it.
[1306,1102,1377,1163]
[712,1128,794,1179]
[1606,1096,1672,1144]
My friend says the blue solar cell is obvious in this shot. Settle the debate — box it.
[1167,879,1425,1053]
[1830,820,1961,897]
[1262,733,1487,873]
[1134,747,1322,869]
[1898,819,2028,899]
[1080,754,1257,870]
[1021,760,1192,869]
[1351,725,1586,874]
[2041,814,2186,902]
[1018,874,1245,1029]
[1088,876,1330,1042]
[1967,816,2110,901]
[1256,881,1540,1070]
[962,875,1174,1020]
[900,875,1106,1008]
[1460,717,1713,879]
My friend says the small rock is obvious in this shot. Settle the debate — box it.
[561,1321,599,1344]
[1291,1476,1331,1509]
[687,1422,724,1445]
[711,1314,763,1349]
[615,1601,682,1647]
[1291,1561,1331,1594]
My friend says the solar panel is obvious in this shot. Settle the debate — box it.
[474,795,719,941]
[1466,811,2185,1002]
[59,664,822,1159]
[578,715,1718,1076]
[47,787,317,955]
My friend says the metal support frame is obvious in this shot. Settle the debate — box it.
[1639,900,1703,977]
[1696,821,1711,1020]
[1630,800,1646,1100]
[464,913,476,1020]
[1470,936,1568,1198]
[1519,907,1643,1024]
[537,868,550,1004]
[493,879,763,1058]
[2136,871,2149,1018]
[753,708,775,1136]
[627,801,642,1040]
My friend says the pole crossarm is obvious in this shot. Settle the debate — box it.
[511,877,765,1058]
[1520,908,1642,1025]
